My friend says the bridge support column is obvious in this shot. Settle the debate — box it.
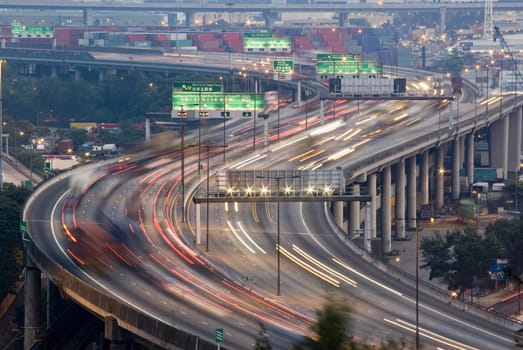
[439,7,447,34]
[395,160,406,239]
[98,69,105,82]
[46,280,61,330]
[74,68,81,81]
[185,11,195,27]
[452,138,461,200]
[466,133,475,186]
[508,108,522,176]
[51,66,58,78]
[83,9,94,26]
[24,258,42,350]
[296,80,301,105]
[195,203,201,245]
[350,184,360,236]
[381,166,392,254]
[364,202,371,252]
[407,156,417,230]
[421,150,429,205]
[338,12,348,28]
[333,201,345,233]
[368,173,377,239]
[145,116,151,142]
[104,316,131,350]
[320,100,325,125]
[490,117,509,179]
[262,10,278,30]
[435,146,445,210]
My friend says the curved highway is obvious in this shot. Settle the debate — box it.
[24,67,523,349]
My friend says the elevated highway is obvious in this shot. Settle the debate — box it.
[21,50,523,349]
[0,0,521,28]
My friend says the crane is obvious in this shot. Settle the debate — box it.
[493,26,523,91]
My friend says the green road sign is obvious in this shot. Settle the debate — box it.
[173,82,222,93]
[178,184,183,193]
[20,221,27,233]
[44,162,51,171]
[173,93,263,111]
[317,53,360,62]
[316,60,383,75]
[273,60,294,74]
[215,328,224,343]
[243,36,291,50]
[242,112,252,117]
[244,32,273,38]
[25,180,32,188]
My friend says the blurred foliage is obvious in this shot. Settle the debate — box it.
[420,213,523,291]
[0,184,31,300]
[1,61,218,128]
[291,299,414,349]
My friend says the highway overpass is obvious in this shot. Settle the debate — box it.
[20,50,523,349]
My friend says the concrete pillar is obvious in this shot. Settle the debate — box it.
[296,80,302,104]
[364,202,371,252]
[195,203,201,245]
[369,173,377,239]
[185,11,195,27]
[421,150,429,205]
[98,69,105,82]
[320,100,325,125]
[262,10,277,29]
[466,133,475,186]
[452,138,461,200]
[381,166,392,254]
[51,66,58,78]
[508,107,522,175]
[439,7,447,34]
[24,258,42,350]
[435,146,445,210]
[490,117,510,179]
[406,156,417,230]
[350,184,360,236]
[82,9,94,26]
[104,316,130,350]
[338,12,348,27]
[334,201,345,233]
[74,68,81,81]
[46,280,61,329]
[145,116,151,142]
[395,160,406,239]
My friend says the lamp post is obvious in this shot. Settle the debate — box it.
[415,220,420,350]
[204,144,227,252]
[305,88,309,130]
[198,91,202,175]
[220,76,227,162]
[256,174,299,296]
[474,64,479,125]
[486,64,490,121]
[0,60,3,190]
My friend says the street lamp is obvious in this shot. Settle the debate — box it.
[256,174,299,296]
[0,60,4,189]
[305,88,310,130]
[415,220,420,350]
[198,91,202,175]
[219,76,227,162]
[204,144,227,252]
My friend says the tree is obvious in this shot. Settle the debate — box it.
[254,323,271,350]
[0,184,31,300]
[420,228,490,291]
[294,299,352,350]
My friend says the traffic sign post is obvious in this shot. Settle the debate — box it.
[215,328,224,347]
